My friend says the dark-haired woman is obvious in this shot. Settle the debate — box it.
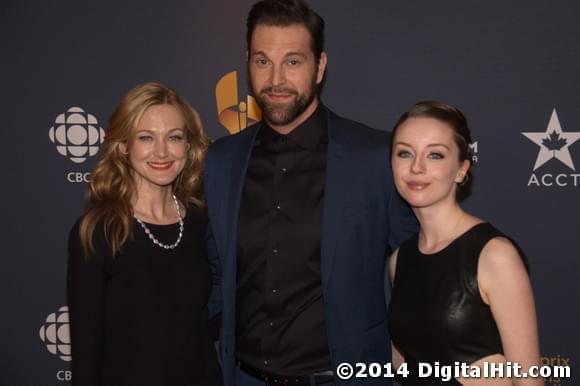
[67,82,222,386]
[388,101,542,385]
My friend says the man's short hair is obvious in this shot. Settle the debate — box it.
[246,0,325,63]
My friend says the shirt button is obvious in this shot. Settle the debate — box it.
[264,360,269,366]
[271,289,277,293]
[272,248,278,254]
[281,167,287,172]
[275,204,281,210]
[269,321,274,327]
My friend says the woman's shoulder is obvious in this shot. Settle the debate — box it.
[468,221,527,267]
[68,214,112,260]
[479,234,525,270]
[477,225,532,305]
[67,215,85,251]
[459,220,509,254]
[474,221,529,282]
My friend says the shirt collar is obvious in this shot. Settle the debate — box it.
[258,103,327,151]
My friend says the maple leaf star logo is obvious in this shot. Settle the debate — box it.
[522,109,580,171]
[542,131,567,155]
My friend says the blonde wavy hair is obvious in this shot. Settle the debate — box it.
[79,82,209,256]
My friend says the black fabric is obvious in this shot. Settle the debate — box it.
[389,222,513,385]
[236,105,331,375]
[67,208,223,386]
[236,361,334,386]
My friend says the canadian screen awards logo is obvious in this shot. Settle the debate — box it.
[39,306,71,362]
[522,108,580,187]
[215,71,261,134]
[48,106,105,183]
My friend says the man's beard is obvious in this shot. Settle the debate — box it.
[250,75,318,127]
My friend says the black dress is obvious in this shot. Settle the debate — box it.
[388,223,523,385]
[67,208,223,386]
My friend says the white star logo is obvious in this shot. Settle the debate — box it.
[522,109,580,171]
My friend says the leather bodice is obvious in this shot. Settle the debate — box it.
[388,223,518,384]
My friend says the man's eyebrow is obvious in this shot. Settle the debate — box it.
[284,52,307,58]
[250,50,267,57]
[250,51,307,58]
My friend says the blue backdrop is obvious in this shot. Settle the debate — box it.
[1,1,577,385]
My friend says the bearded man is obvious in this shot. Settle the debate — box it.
[204,1,417,385]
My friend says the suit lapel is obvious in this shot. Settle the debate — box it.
[321,112,349,292]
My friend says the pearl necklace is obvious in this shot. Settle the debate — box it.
[135,194,184,250]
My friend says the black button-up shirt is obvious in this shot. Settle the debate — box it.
[236,105,331,375]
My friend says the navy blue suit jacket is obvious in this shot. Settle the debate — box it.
[204,107,417,385]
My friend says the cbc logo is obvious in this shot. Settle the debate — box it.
[49,107,105,163]
[57,370,72,381]
[39,306,71,362]
[67,172,91,183]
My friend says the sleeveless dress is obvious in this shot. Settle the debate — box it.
[388,222,526,385]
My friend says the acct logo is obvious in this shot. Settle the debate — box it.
[39,306,71,362]
[215,71,261,134]
[522,109,580,187]
[49,106,105,163]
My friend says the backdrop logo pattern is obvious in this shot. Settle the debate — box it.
[522,109,580,171]
[469,141,478,163]
[522,109,580,187]
[541,354,570,386]
[39,306,71,362]
[215,71,261,134]
[49,107,105,163]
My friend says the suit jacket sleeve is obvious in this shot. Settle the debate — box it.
[206,218,222,323]
[204,147,223,326]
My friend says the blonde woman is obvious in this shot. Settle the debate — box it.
[388,101,542,385]
[67,83,222,386]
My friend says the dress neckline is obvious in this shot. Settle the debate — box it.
[416,222,487,257]
[133,210,188,229]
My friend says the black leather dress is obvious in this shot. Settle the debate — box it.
[388,223,525,385]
